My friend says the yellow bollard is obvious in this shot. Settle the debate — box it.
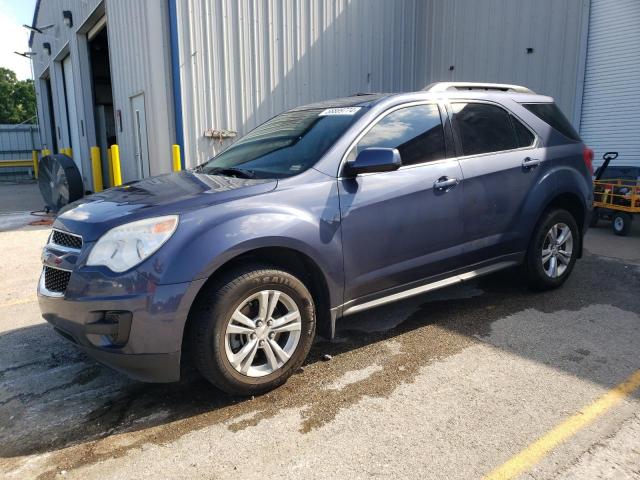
[107,147,114,187]
[172,144,182,172]
[111,144,122,186]
[41,149,51,157]
[32,150,39,178]
[90,146,103,192]
[67,147,73,158]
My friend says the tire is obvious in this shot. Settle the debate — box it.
[612,212,632,236]
[589,207,600,228]
[525,209,579,290]
[188,264,316,395]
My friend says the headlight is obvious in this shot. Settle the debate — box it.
[87,215,178,272]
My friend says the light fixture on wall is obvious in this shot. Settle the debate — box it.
[43,42,51,55]
[14,51,37,58]
[63,11,73,28]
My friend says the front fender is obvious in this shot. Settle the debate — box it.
[136,179,344,308]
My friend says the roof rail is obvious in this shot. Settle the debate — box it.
[424,82,535,94]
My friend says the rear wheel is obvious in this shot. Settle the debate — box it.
[612,212,632,236]
[189,264,315,395]
[525,209,579,290]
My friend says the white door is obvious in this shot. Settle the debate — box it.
[62,56,83,175]
[580,0,640,168]
[131,94,150,178]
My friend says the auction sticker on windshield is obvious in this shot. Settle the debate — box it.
[318,107,362,116]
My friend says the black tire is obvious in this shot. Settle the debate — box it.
[612,212,632,236]
[188,264,316,395]
[589,207,600,228]
[525,209,579,290]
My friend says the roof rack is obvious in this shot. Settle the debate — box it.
[424,82,535,94]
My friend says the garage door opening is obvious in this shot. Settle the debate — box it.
[87,20,116,187]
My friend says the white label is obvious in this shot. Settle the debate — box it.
[318,107,361,116]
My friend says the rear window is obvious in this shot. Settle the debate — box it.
[522,103,580,142]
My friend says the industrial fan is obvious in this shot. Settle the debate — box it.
[38,154,84,212]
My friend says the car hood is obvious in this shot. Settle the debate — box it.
[54,171,277,241]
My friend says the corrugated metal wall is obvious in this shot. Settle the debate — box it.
[422,0,589,126]
[0,125,42,162]
[175,0,589,167]
[0,125,41,182]
[175,0,428,166]
[579,0,640,167]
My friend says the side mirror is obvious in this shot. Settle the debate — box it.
[343,148,402,176]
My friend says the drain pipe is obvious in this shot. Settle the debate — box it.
[168,0,185,170]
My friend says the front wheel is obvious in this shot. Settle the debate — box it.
[189,265,316,395]
[525,209,579,290]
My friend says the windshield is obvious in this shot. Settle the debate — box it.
[200,107,366,178]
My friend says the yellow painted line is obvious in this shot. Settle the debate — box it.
[485,369,640,480]
[0,297,36,308]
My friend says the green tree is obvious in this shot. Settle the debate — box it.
[0,67,36,124]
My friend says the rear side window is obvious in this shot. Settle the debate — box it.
[522,103,580,141]
[355,104,446,166]
[452,103,518,155]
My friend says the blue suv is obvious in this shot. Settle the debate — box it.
[38,82,594,395]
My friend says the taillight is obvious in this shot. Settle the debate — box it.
[583,147,594,175]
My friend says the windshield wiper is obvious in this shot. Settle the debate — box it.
[207,167,256,179]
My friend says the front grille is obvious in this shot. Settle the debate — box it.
[51,230,82,250]
[44,266,71,293]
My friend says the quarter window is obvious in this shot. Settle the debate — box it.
[452,103,520,156]
[511,115,535,148]
[522,103,580,142]
[354,104,446,166]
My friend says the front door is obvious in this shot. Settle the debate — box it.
[339,103,465,304]
[131,94,150,179]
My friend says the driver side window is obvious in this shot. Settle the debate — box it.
[350,104,446,166]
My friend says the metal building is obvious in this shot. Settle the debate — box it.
[28,0,636,192]
[579,0,640,167]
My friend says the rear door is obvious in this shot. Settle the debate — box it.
[448,101,544,264]
[339,103,465,304]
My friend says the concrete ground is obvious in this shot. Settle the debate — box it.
[0,213,639,479]
[0,183,51,232]
[0,182,44,214]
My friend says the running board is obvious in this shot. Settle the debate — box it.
[342,261,517,316]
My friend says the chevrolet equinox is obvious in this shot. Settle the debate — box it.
[39,82,594,395]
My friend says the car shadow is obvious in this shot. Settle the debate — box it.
[0,253,638,461]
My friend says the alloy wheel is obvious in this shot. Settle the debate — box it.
[541,223,573,278]
[224,289,302,377]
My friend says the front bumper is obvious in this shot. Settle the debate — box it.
[38,269,206,383]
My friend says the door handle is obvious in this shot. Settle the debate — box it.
[433,177,459,191]
[522,157,541,169]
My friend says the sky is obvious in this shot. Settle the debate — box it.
[0,0,38,80]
